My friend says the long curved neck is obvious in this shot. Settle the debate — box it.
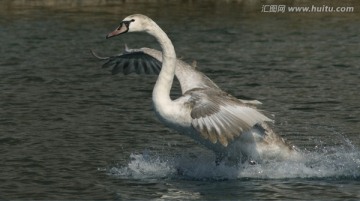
[147,21,177,113]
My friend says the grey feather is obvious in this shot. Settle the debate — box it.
[92,50,161,75]
[185,88,272,147]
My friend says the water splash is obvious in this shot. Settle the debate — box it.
[108,153,177,180]
[107,140,360,180]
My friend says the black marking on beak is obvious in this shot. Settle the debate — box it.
[106,19,135,39]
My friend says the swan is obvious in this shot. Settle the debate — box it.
[102,14,300,164]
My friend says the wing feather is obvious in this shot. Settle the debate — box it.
[92,50,162,75]
[186,88,272,147]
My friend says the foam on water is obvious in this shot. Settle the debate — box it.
[107,140,360,180]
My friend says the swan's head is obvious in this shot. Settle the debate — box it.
[106,14,154,39]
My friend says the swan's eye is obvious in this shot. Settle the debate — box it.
[122,19,135,28]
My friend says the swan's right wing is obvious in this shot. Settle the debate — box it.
[91,49,161,75]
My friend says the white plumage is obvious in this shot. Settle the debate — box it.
[99,14,301,164]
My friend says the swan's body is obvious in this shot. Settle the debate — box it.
[102,14,300,164]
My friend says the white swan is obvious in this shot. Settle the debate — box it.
[103,14,300,164]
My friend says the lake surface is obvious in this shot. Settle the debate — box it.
[0,1,359,200]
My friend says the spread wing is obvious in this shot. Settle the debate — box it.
[186,88,272,147]
[91,49,161,75]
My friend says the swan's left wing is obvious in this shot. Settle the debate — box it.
[186,88,272,147]
[91,49,161,75]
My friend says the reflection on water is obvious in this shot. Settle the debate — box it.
[0,1,359,200]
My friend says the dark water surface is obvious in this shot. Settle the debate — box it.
[0,2,359,200]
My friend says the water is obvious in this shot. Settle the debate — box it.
[0,1,359,200]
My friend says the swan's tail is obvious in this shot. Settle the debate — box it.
[222,122,302,165]
[259,122,303,161]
